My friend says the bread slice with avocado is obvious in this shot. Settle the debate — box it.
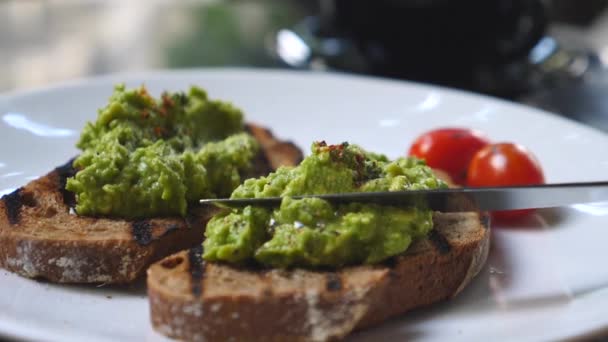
[147,142,490,341]
[148,211,489,341]
[0,123,302,283]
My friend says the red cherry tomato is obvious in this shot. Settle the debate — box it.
[409,128,490,185]
[467,142,545,220]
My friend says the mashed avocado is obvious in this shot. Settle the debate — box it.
[66,84,258,218]
[203,142,447,268]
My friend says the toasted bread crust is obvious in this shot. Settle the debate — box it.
[148,212,490,341]
[0,123,302,283]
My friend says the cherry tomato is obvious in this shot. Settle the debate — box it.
[409,128,490,185]
[467,142,545,220]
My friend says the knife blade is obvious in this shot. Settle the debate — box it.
[199,181,608,212]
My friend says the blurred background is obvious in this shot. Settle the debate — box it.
[2,0,608,132]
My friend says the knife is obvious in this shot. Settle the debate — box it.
[200,181,608,212]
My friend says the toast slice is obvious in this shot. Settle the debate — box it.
[148,211,490,341]
[0,124,302,284]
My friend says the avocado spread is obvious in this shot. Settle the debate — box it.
[66,84,259,218]
[203,141,447,268]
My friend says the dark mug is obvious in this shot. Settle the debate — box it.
[279,0,551,98]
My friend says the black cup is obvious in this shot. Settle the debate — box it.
[327,0,547,94]
[278,0,559,98]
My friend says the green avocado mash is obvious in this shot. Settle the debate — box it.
[203,141,447,268]
[66,84,259,218]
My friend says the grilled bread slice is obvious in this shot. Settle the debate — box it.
[148,211,490,341]
[0,124,302,284]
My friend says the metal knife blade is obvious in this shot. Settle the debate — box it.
[199,181,608,212]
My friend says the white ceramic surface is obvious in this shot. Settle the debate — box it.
[1,69,608,342]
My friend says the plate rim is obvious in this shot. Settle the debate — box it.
[1,67,606,139]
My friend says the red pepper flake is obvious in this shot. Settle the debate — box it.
[154,126,164,137]
[353,152,366,185]
[327,142,347,153]
[161,93,174,110]
[326,142,347,160]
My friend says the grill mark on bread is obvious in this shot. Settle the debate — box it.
[480,212,491,229]
[2,188,23,225]
[428,229,451,254]
[132,221,181,245]
[55,158,77,208]
[326,272,342,291]
[20,191,37,207]
[188,245,205,297]
[132,220,153,245]
[185,212,201,228]
[159,223,179,238]
[382,256,399,270]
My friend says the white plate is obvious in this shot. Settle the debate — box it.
[1,69,608,342]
